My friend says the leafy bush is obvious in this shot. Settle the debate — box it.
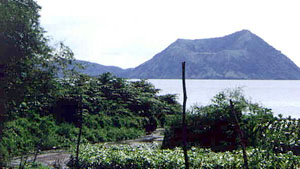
[68,143,300,169]
[162,88,299,154]
[24,162,52,169]
[254,117,300,155]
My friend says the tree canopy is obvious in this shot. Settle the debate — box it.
[0,0,73,122]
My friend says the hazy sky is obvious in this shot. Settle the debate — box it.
[37,0,300,69]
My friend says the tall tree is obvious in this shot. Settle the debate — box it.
[0,0,73,164]
[0,0,73,117]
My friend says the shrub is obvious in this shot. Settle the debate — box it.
[162,88,299,154]
[68,143,300,169]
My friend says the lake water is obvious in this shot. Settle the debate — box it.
[148,79,300,119]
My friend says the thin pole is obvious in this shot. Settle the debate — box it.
[230,100,249,169]
[75,94,83,169]
[182,62,189,169]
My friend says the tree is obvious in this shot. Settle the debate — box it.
[0,0,74,165]
[0,0,73,114]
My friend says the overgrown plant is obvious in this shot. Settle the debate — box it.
[163,88,299,156]
[68,143,300,169]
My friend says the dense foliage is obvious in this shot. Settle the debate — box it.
[68,90,299,169]
[162,89,300,155]
[1,0,299,168]
[0,0,74,166]
[0,0,181,167]
[68,143,300,169]
[0,72,181,166]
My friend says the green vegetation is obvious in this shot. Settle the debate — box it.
[68,143,300,169]
[68,89,299,169]
[0,71,181,166]
[1,0,299,168]
[0,0,73,165]
[0,0,180,167]
[23,162,52,169]
[163,89,299,155]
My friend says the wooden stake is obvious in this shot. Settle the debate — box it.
[230,100,249,169]
[75,94,83,169]
[182,62,189,169]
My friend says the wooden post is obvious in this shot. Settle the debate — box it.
[230,100,249,169]
[33,144,40,163]
[182,62,189,169]
[19,154,24,169]
[75,94,83,169]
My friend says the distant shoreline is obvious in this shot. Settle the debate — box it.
[129,78,300,81]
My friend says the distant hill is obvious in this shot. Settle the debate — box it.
[70,60,127,77]
[73,30,300,79]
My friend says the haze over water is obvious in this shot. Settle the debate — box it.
[149,79,300,119]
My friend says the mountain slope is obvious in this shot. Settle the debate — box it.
[71,60,127,77]
[127,30,300,79]
[73,30,300,79]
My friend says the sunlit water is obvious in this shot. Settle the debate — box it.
[147,79,300,119]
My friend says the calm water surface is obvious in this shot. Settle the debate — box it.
[148,79,300,118]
